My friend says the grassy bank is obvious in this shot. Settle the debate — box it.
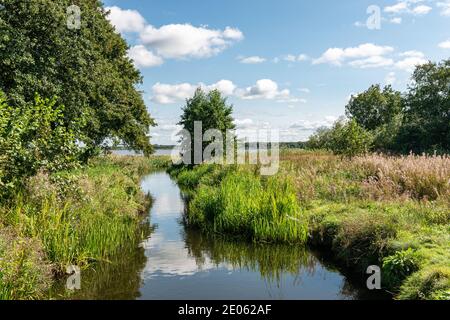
[169,151,449,300]
[0,155,170,299]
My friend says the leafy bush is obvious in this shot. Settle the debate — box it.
[0,92,84,199]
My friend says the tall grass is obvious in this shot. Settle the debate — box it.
[0,155,164,299]
[174,166,308,244]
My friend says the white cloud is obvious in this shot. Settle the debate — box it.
[384,1,432,17]
[140,24,243,59]
[233,119,254,128]
[313,43,394,66]
[239,79,291,101]
[412,5,432,15]
[438,39,450,49]
[384,2,409,14]
[284,54,297,62]
[395,51,428,72]
[106,6,147,33]
[151,83,197,104]
[385,72,396,85]
[390,17,403,24]
[348,56,394,69]
[283,54,309,62]
[437,1,450,16]
[289,116,337,131]
[207,80,237,96]
[299,88,310,93]
[128,45,163,68]
[151,79,302,104]
[399,50,425,58]
[238,56,266,64]
[151,80,237,104]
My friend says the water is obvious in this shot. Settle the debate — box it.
[54,172,388,300]
[112,149,173,156]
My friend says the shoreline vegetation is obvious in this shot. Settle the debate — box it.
[0,155,170,300]
[168,150,450,300]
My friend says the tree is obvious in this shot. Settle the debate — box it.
[330,119,373,158]
[307,118,372,157]
[397,59,450,154]
[346,85,403,131]
[0,0,155,157]
[178,88,235,164]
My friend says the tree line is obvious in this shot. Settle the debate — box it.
[307,59,450,157]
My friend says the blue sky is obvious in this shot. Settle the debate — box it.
[103,0,450,144]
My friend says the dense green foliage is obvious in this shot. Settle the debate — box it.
[0,0,155,156]
[178,88,235,163]
[397,59,450,154]
[307,59,450,156]
[0,92,83,199]
[346,85,403,131]
[307,118,372,157]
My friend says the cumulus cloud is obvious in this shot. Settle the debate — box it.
[437,1,450,16]
[151,80,237,104]
[239,79,291,101]
[128,45,163,68]
[313,43,394,66]
[348,56,394,69]
[107,6,244,65]
[438,39,450,48]
[140,24,243,59]
[384,1,409,14]
[395,51,428,71]
[151,79,300,104]
[384,1,432,18]
[412,5,432,15]
[106,6,147,33]
[238,56,266,64]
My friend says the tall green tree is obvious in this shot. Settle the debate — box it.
[397,59,450,153]
[345,84,403,131]
[178,88,235,164]
[0,0,155,157]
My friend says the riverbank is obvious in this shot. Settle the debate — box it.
[168,151,450,300]
[0,155,170,299]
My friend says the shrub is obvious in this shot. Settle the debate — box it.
[382,248,421,289]
[0,92,84,200]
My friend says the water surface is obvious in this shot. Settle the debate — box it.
[55,172,388,300]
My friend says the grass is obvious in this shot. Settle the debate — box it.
[169,150,450,300]
[0,155,170,299]
[172,164,308,244]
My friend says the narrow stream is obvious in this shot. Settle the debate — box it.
[55,172,388,300]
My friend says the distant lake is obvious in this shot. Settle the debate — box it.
[112,149,174,156]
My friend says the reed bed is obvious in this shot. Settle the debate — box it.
[0,155,166,299]
[174,165,308,244]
